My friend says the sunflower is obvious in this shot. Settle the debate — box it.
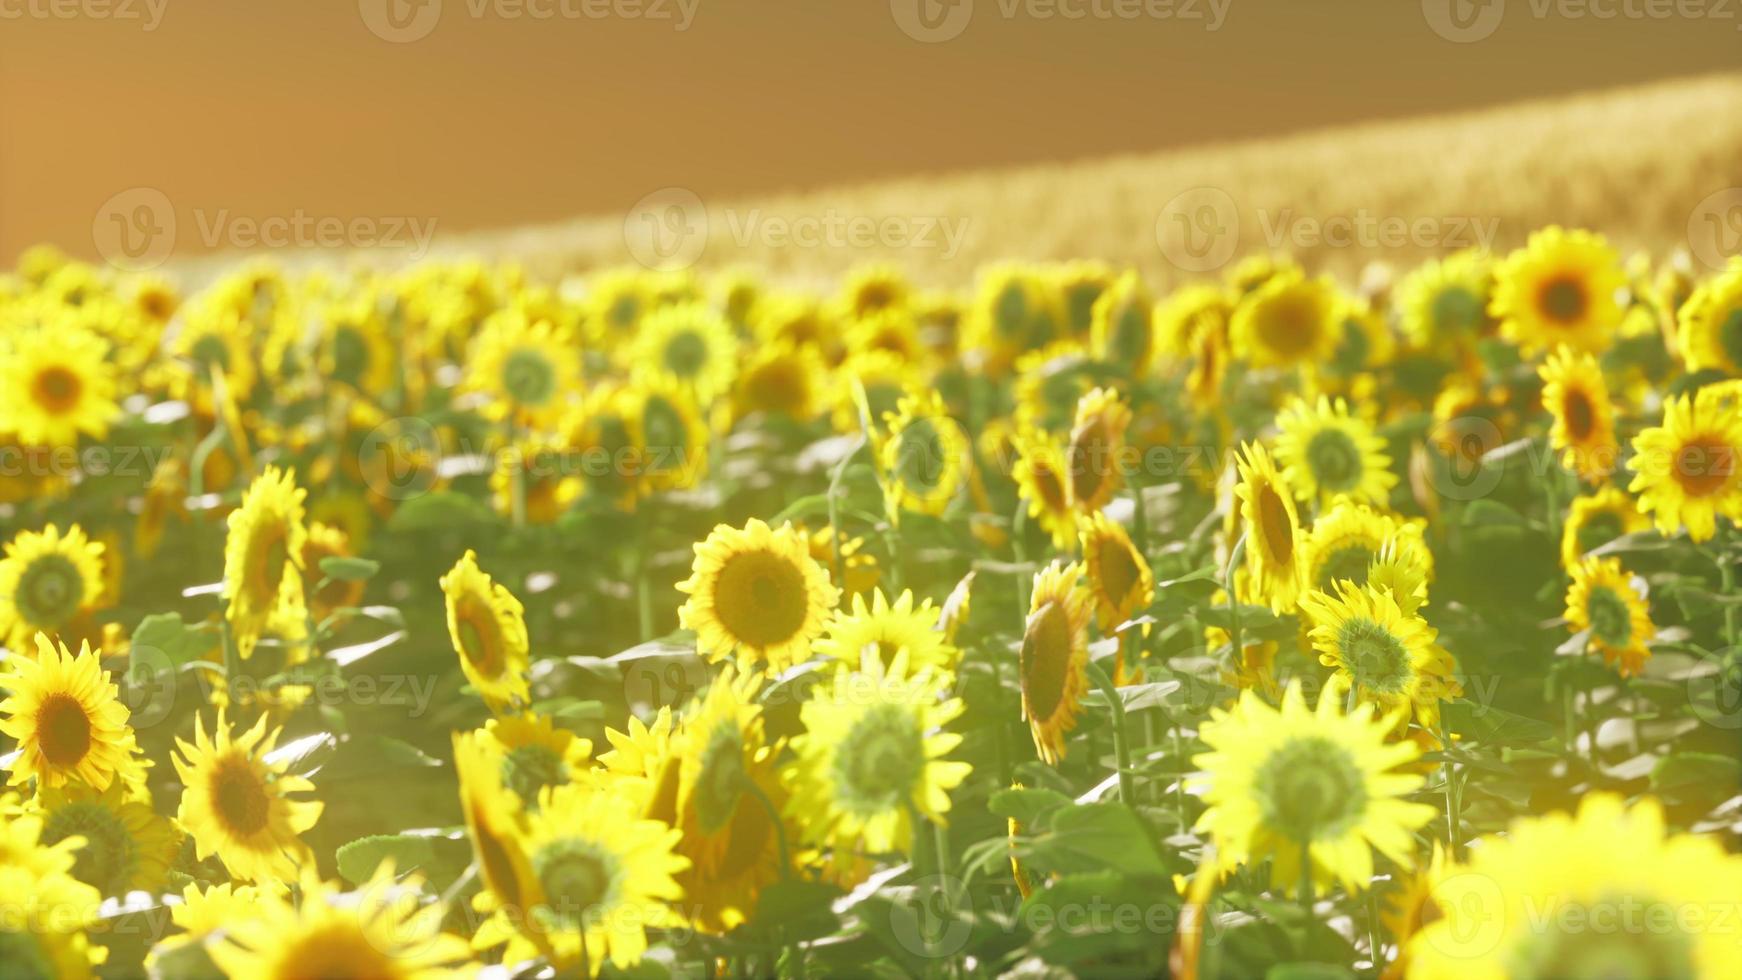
[1185,308,1230,411]
[210,863,475,979]
[489,439,577,525]
[561,383,642,509]
[1379,841,1452,978]
[0,635,141,791]
[840,264,913,321]
[830,348,913,434]
[1626,385,1742,542]
[1078,511,1154,634]
[1394,249,1492,350]
[877,389,970,519]
[787,648,971,856]
[36,779,181,897]
[1013,341,1096,434]
[1065,387,1133,513]
[733,340,828,423]
[171,709,323,883]
[1538,346,1619,484]
[963,263,1066,375]
[1019,561,1093,765]
[631,302,739,406]
[1560,485,1648,569]
[0,523,106,653]
[847,307,926,364]
[1234,441,1306,614]
[581,267,655,347]
[815,588,956,674]
[1089,271,1156,373]
[0,322,117,447]
[1407,794,1742,980]
[0,844,106,978]
[440,550,532,710]
[465,307,578,428]
[1299,581,1441,718]
[1156,283,1232,358]
[223,466,309,661]
[677,519,838,673]
[1301,500,1429,596]
[753,294,839,361]
[170,304,257,410]
[147,880,283,975]
[1191,682,1434,896]
[1276,396,1395,508]
[1365,537,1432,618]
[802,523,882,598]
[1490,226,1625,355]
[316,295,396,395]
[451,730,545,962]
[1565,556,1655,677]
[1677,257,1742,374]
[594,706,684,825]
[1228,269,1342,369]
[515,782,690,974]
[483,712,595,811]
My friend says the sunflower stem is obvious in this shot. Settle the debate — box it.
[1367,880,1384,972]
[507,418,526,530]
[1086,661,1135,804]
[636,512,654,644]
[1296,835,1314,922]
[826,435,864,588]
[742,777,792,882]
[1440,720,1462,861]
[1013,500,1032,614]
[1224,531,1248,659]
[1714,531,1738,652]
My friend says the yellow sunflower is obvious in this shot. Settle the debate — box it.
[1538,345,1619,484]
[1490,226,1625,355]
[1299,581,1441,718]
[1234,441,1306,614]
[1019,561,1093,765]
[440,550,532,710]
[1274,396,1396,508]
[170,304,257,410]
[830,348,914,434]
[963,263,1066,375]
[0,523,106,654]
[1560,485,1648,570]
[561,383,642,509]
[877,389,970,519]
[210,864,475,979]
[1089,271,1157,373]
[1191,682,1434,896]
[1565,556,1655,677]
[1013,341,1096,434]
[1228,269,1342,369]
[802,523,882,599]
[631,302,739,406]
[0,322,117,447]
[0,635,141,792]
[484,712,595,810]
[171,709,323,883]
[490,439,579,525]
[0,803,106,980]
[1156,283,1232,359]
[677,519,838,672]
[581,267,655,348]
[35,779,181,898]
[451,730,545,963]
[787,648,971,855]
[1394,249,1493,350]
[1626,385,1742,542]
[316,295,395,395]
[147,879,282,974]
[840,264,913,321]
[1301,500,1430,597]
[1078,510,1154,634]
[1408,794,1742,980]
[464,307,578,428]
[223,466,309,661]
[847,307,926,364]
[1065,386,1133,513]
[814,588,957,674]
[733,340,828,424]
[1677,256,1742,374]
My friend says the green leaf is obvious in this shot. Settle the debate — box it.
[1650,753,1742,805]
[319,556,381,581]
[1462,499,1528,528]
[1020,870,1178,965]
[387,491,497,532]
[335,834,435,884]
[752,880,843,942]
[1442,699,1556,745]
[130,612,212,666]
[1025,803,1171,878]
[988,787,1074,829]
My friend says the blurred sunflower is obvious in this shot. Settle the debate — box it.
[1229,269,1341,369]
[562,383,643,509]
[816,588,955,673]
[1234,441,1305,613]
[1394,249,1492,350]
[147,880,282,975]
[1013,341,1096,434]
[632,302,738,405]
[1565,556,1654,677]
[1019,561,1093,765]
[733,340,828,424]
[223,466,309,661]
[1490,226,1624,355]
[0,635,141,791]
[0,322,117,447]
[465,308,577,428]
[1053,259,1113,336]
[847,307,926,363]
[1560,485,1648,569]
[1274,396,1396,507]
[802,523,882,598]
[1677,256,1742,374]
[1156,283,1231,359]
[440,550,532,710]
[964,263,1065,375]
[452,730,544,963]
[1089,271,1157,373]
[316,295,395,395]
[788,648,971,855]
[878,389,970,519]
[36,779,180,897]
[1626,385,1742,542]
[0,802,107,979]
[840,264,912,321]
[490,440,578,525]
[1012,427,1077,551]
[1299,581,1440,717]
[831,348,912,434]
[1301,500,1426,595]
[677,518,838,672]
[170,305,257,410]
[172,709,323,883]
[1066,387,1132,513]
[1192,682,1434,896]
[0,523,106,653]
[1538,345,1618,483]
[485,712,595,810]
[1078,510,1153,634]
[581,267,654,347]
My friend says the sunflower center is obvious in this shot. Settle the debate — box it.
[1305,428,1364,493]
[35,694,93,769]
[712,550,809,649]
[994,284,1031,341]
[0,932,55,980]
[895,418,949,494]
[42,800,138,896]
[191,333,232,374]
[607,295,639,331]
[1575,512,1623,557]
[1095,539,1141,608]
[1337,617,1412,695]
[748,359,808,416]
[502,348,558,407]
[533,840,619,929]
[1034,463,1069,514]
[586,414,635,496]
[454,599,507,679]
[1431,285,1484,334]
[30,366,83,415]
[1316,543,1376,591]
[1256,484,1296,565]
[831,702,925,816]
[662,330,710,378]
[1719,307,1742,370]
[1538,276,1588,325]
[469,798,526,908]
[1069,420,1113,503]
[1021,601,1073,721]
[1111,305,1150,363]
[1254,735,1368,840]
[246,525,290,607]
[1506,896,1697,980]
[210,755,272,837]
[331,325,370,386]
[691,723,747,834]
[500,744,568,809]
[1257,293,1321,357]
[1562,388,1596,441]
[14,553,84,627]
[278,923,400,979]
[1586,585,1634,648]
[1671,435,1735,498]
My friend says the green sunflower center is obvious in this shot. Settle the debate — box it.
[1337,616,1412,695]
[454,599,507,680]
[1316,543,1376,591]
[586,415,635,497]
[1506,896,1696,980]
[330,325,370,386]
[1110,304,1150,364]
[1539,276,1588,325]
[1066,283,1101,333]
[1718,307,1742,370]
[1254,735,1369,840]
[43,800,138,896]
[831,703,925,817]
[501,347,558,407]
[15,553,84,627]
[1575,512,1623,558]
[30,366,83,415]
[895,418,950,494]
[1430,285,1484,335]
[691,722,747,834]
[501,744,569,809]
[607,295,640,331]
[994,284,1031,341]
[1333,318,1370,373]
[191,333,232,374]
[533,840,620,930]
[1021,601,1072,721]
[0,931,55,980]
[1587,585,1633,648]
[712,549,809,650]
[1305,428,1364,494]
[662,330,711,378]
[36,694,93,769]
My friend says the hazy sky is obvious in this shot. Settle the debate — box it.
[3,0,1737,264]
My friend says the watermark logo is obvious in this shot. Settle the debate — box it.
[891,0,975,41]
[359,417,443,502]
[92,187,176,272]
[625,187,709,271]
[0,0,168,30]
[360,0,444,42]
[1689,188,1742,271]
[889,874,975,959]
[1156,186,1240,273]
[1422,0,1506,41]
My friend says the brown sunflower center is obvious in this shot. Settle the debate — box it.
[470,798,526,908]
[1020,601,1072,721]
[1068,420,1114,503]
[1538,276,1588,325]
[36,694,93,768]
[210,755,273,837]
[31,366,83,415]
[1095,538,1141,608]
[747,358,809,416]
[1563,388,1596,441]
[712,550,809,649]
[1034,463,1069,513]
[247,523,290,606]
[1256,483,1295,565]
[1257,293,1321,357]
[454,598,507,679]
[1587,585,1633,648]
[1671,435,1735,499]
[276,923,399,980]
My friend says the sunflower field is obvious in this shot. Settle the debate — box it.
[1,227,1741,979]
